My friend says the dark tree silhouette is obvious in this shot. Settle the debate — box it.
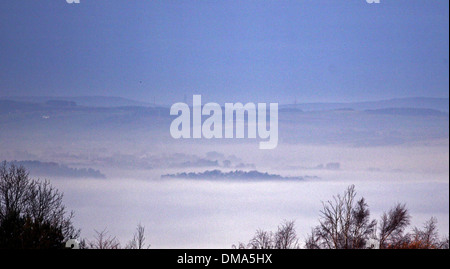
[234,220,299,249]
[306,185,377,249]
[238,185,446,249]
[390,217,448,249]
[0,162,79,249]
[85,229,121,249]
[248,229,273,249]
[378,203,410,249]
[274,220,299,249]
[126,223,150,249]
[411,217,440,249]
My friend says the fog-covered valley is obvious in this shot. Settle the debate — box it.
[0,97,448,247]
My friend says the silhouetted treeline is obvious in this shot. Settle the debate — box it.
[6,160,106,179]
[1,162,448,249]
[236,185,449,249]
[0,162,79,249]
[162,169,307,181]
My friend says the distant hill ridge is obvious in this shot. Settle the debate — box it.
[281,97,449,113]
[0,96,151,108]
[4,160,106,179]
[364,107,448,117]
[0,96,448,112]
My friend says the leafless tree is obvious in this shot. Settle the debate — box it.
[306,185,376,249]
[237,184,446,250]
[248,229,274,249]
[87,229,121,249]
[274,220,299,249]
[378,203,410,249]
[126,223,150,249]
[79,238,88,249]
[27,179,78,242]
[0,162,32,219]
[439,236,449,249]
[232,242,248,249]
[235,220,299,249]
[0,162,79,248]
[305,228,321,249]
[380,217,446,249]
[411,217,440,248]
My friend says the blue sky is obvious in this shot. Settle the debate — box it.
[0,0,448,105]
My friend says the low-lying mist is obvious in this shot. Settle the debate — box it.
[1,99,448,248]
[51,170,449,248]
[44,141,449,248]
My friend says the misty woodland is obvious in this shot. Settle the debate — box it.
[1,162,447,249]
[0,0,448,253]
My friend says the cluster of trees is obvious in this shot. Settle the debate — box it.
[0,162,79,248]
[78,224,150,249]
[237,185,449,249]
[0,162,150,249]
[233,220,300,249]
[162,169,305,180]
[1,163,448,249]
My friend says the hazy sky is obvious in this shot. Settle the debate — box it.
[0,0,448,105]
